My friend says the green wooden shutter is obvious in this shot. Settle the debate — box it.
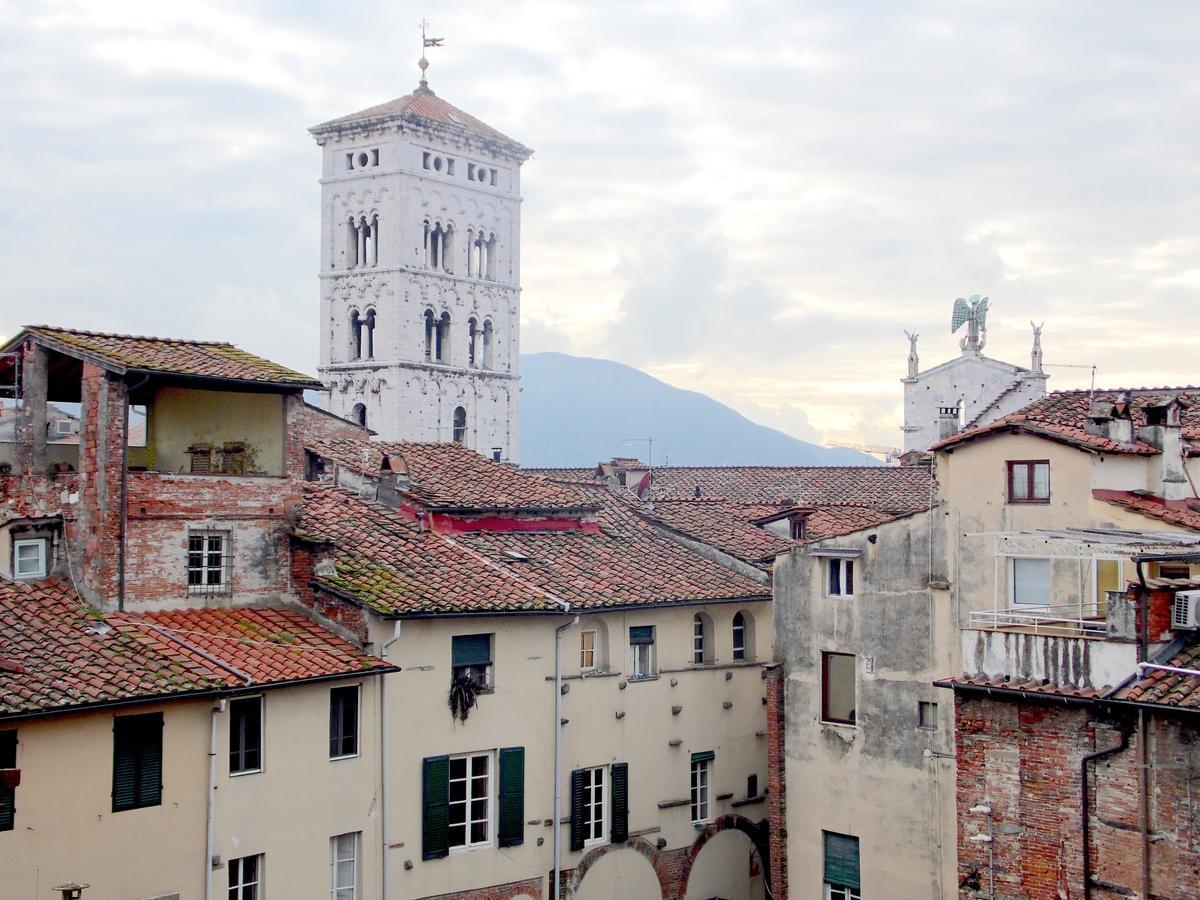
[569,768,586,852]
[610,763,629,843]
[0,730,16,832]
[451,634,493,667]
[112,713,162,812]
[629,626,654,645]
[112,718,137,812]
[691,750,715,763]
[422,755,450,860]
[823,831,860,889]
[137,715,164,808]
[497,746,525,847]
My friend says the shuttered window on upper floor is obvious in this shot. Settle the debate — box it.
[112,712,163,812]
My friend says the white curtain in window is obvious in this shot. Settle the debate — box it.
[1012,558,1051,606]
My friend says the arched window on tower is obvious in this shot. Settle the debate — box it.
[467,229,479,278]
[471,230,486,279]
[441,224,454,274]
[351,403,367,428]
[370,214,380,267]
[349,310,362,360]
[346,216,359,268]
[436,312,451,363]
[481,320,494,370]
[467,317,478,367]
[452,406,467,445]
[423,310,435,360]
[423,219,432,268]
[485,234,498,280]
[427,222,444,270]
[364,308,376,359]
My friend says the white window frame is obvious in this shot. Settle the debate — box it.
[580,629,597,671]
[448,751,493,851]
[329,684,360,761]
[1009,556,1052,607]
[13,538,47,579]
[692,614,706,664]
[825,885,861,900]
[631,641,656,679]
[228,853,263,900]
[330,832,359,900]
[188,530,231,595]
[690,757,712,823]
[826,558,855,597]
[229,694,263,777]
[581,765,607,846]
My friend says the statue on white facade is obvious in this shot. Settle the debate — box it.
[1030,321,1045,374]
[951,294,989,353]
[904,330,920,378]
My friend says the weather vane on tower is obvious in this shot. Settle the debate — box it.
[418,19,444,90]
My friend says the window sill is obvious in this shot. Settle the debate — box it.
[658,660,761,674]
[627,675,660,683]
[1006,499,1051,505]
[330,753,360,762]
[820,719,858,730]
[730,794,767,808]
[229,768,263,778]
[449,843,493,854]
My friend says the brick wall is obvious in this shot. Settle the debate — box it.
[414,876,543,900]
[77,362,125,605]
[765,664,787,900]
[952,692,1200,899]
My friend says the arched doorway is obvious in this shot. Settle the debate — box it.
[681,815,767,900]
[570,840,666,900]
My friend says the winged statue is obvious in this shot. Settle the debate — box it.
[951,294,989,352]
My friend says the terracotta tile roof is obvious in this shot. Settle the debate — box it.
[312,87,531,155]
[641,499,793,565]
[934,388,1200,455]
[12,326,321,389]
[962,379,1024,430]
[934,673,1107,700]
[0,579,227,719]
[1114,640,1200,710]
[1093,490,1200,531]
[294,483,768,616]
[308,439,595,512]
[138,607,391,684]
[643,465,934,512]
[524,467,604,484]
[805,505,907,540]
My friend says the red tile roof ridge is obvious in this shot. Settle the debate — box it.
[26,325,229,347]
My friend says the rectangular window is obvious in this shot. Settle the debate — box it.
[918,701,938,730]
[747,773,758,798]
[228,854,262,900]
[330,832,359,900]
[629,625,655,678]
[330,685,359,759]
[451,633,494,689]
[823,831,861,899]
[821,652,857,725]
[187,531,230,595]
[690,752,713,823]
[1007,460,1050,503]
[732,614,746,661]
[229,696,262,775]
[112,712,163,812]
[580,630,597,670]
[581,766,605,845]
[1011,557,1051,606]
[448,752,492,849]
[13,538,47,579]
[0,729,15,831]
[827,558,855,597]
[692,616,706,664]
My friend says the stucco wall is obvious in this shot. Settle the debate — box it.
[146,386,286,476]
[774,511,958,898]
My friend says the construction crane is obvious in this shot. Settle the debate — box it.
[826,441,904,465]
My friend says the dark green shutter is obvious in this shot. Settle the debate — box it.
[691,750,715,764]
[629,626,654,645]
[823,831,860,889]
[451,634,492,667]
[113,713,162,812]
[569,768,586,852]
[422,755,450,860]
[610,763,629,843]
[498,746,525,847]
[138,716,164,807]
[0,730,15,831]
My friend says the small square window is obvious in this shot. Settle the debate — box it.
[451,634,494,689]
[629,626,655,679]
[1007,460,1050,503]
[188,531,230,595]
[580,630,597,670]
[918,700,938,730]
[827,558,855,597]
[13,539,47,579]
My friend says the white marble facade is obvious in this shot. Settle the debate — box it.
[311,86,531,461]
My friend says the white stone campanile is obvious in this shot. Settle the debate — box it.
[310,77,532,461]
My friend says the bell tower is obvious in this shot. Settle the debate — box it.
[310,51,532,461]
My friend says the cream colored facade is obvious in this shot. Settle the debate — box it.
[2,678,382,900]
[370,600,772,899]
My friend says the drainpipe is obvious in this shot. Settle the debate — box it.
[379,621,402,900]
[553,611,579,900]
[117,374,150,611]
[204,699,225,900]
[1131,566,1152,899]
[1080,725,1130,899]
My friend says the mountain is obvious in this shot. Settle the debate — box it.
[518,352,874,468]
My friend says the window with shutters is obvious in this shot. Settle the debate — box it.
[1007,459,1050,504]
[330,832,359,900]
[449,752,492,849]
[826,558,854,597]
[187,530,230,596]
[609,763,629,843]
[572,762,626,851]
[629,625,655,679]
[423,748,524,859]
[229,696,263,775]
[821,652,857,726]
[0,729,15,831]
[580,766,606,845]
[451,633,494,690]
[228,854,262,900]
[690,752,713,823]
[112,712,163,812]
[823,830,861,899]
[330,685,359,759]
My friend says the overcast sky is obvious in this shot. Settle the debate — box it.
[2,1,1197,447]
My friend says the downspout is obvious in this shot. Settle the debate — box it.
[204,699,225,900]
[117,374,150,612]
[553,610,578,900]
[379,621,402,900]
[1080,724,1130,899]
[1132,561,1152,900]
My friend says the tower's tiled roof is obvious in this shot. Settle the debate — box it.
[8,326,321,389]
[312,86,531,156]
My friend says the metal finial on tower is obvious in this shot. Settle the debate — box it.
[418,19,444,91]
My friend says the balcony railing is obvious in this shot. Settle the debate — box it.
[969,601,1109,638]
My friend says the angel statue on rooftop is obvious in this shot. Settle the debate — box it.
[904,329,920,378]
[951,294,989,354]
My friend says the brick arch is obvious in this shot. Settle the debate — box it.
[678,814,767,899]
[566,836,668,900]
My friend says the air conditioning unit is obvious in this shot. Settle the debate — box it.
[52,419,75,437]
[1172,590,1200,630]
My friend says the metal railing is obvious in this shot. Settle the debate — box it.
[969,601,1109,637]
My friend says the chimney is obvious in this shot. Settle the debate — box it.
[1102,392,1134,445]
[1137,395,1190,504]
[937,406,961,440]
